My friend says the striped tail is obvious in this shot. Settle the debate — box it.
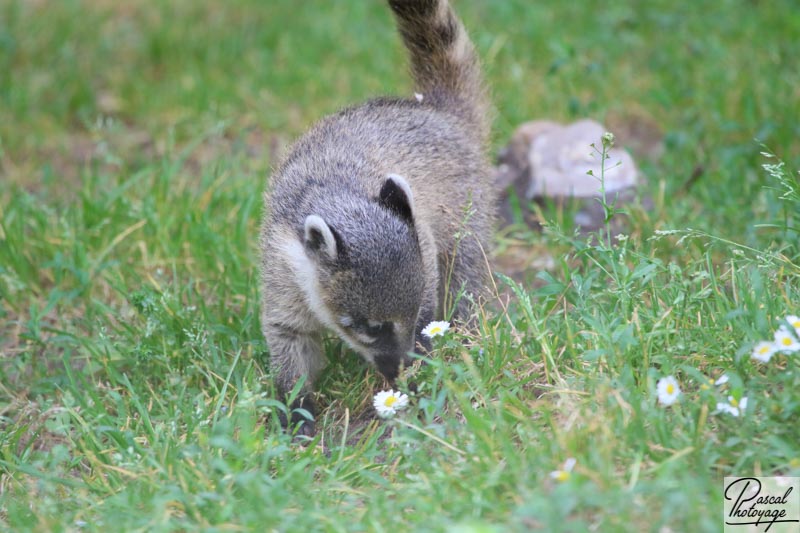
[387,0,490,141]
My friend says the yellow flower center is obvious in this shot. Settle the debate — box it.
[730,398,739,407]
[759,345,771,354]
[554,471,570,482]
[782,337,792,346]
[429,326,442,335]
[666,384,675,395]
[384,396,397,407]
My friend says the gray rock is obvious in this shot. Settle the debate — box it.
[496,119,643,232]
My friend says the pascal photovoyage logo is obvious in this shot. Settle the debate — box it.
[723,477,800,532]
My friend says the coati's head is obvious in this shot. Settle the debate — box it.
[302,174,425,380]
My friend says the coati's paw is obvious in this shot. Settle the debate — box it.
[279,397,316,437]
[290,414,315,438]
[415,332,432,354]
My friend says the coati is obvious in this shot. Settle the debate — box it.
[260,0,495,435]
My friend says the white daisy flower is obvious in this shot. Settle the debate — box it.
[714,374,729,386]
[549,457,577,482]
[773,327,800,354]
[751,341,777,363]
[421,320,450,339]
[656,376,681,406]
[785,315,800,336]
[715,396,748,417]
[414,92,424,102]
[373,389,409,419]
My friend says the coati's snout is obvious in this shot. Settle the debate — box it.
[335,315,417,382]
[320,267,422,383]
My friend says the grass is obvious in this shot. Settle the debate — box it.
[2,0,800,531]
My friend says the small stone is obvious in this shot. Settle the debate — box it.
[496,119,645,233]
[525,119,637,198]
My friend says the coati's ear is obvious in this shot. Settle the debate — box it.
[304,215,337,260]
[379,173,415,224]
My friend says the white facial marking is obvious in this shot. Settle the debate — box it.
[281,237,337,330]
[339,315,353,327]
[354,332,377,345]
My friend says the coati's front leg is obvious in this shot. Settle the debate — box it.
[265,323,325,437]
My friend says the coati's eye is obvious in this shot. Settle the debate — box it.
[343,317,394,345]
[365,320,392,337]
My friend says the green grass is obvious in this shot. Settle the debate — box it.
[2,0,800,531]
